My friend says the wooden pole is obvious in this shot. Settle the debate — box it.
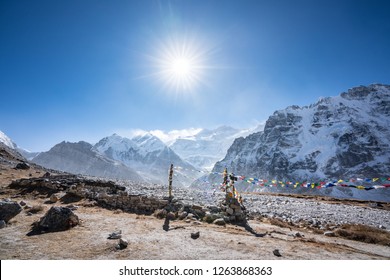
[223,168,228,196]
[231,173,236,199]
[168,163,173,199]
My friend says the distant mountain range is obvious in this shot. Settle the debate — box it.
[1,126,256,186]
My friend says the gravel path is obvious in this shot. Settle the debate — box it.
[243,194,390,230]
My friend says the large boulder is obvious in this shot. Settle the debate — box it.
[0,200,22,222]
[15,162,30,170]
[38,206,79,231]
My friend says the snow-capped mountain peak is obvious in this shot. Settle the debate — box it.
[93,133,197,186]
[95,134,138,153]
[214,84,390,181]
[0,130,17,149]
[169,125,264,170]
[132,133,167,155]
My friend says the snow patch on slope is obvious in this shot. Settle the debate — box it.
[0,131,16,149]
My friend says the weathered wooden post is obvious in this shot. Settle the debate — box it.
[168,163,173,199]
[223,168,228,191]
[230,173,236,199]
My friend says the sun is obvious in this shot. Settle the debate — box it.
[146,36,208,94]
[163,56,199,91]
[160,51,202,92]
[170,57,192,78]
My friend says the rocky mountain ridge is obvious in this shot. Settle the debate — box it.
[213,84,390,184]
[94,133,196,186]
[0,131,39,160]
[32,141,143,182]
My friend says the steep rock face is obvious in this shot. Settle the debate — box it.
[0,142,26,165]
[32,141,142,181]
[214,84,390,181]
[94,134,196,186]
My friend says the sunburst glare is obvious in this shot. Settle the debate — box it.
[145,35,212,96]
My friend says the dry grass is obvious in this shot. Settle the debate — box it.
[268,217,292,229]
[28,204,45,213]
[335,224,390,246]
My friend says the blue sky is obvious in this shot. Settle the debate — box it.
[1,0,390,151]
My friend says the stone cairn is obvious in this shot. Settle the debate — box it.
[218,168,247,223]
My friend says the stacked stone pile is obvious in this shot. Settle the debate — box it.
[220,196,247,223]
[10,176,171,215]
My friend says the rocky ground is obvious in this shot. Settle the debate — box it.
[1,160,390,260]
[115,179,390,230]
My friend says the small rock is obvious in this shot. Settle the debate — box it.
[178,211,188,220]
[0,220,6,229]
[186,213,195,219]
[116,238,128,250]
[108,230,122,239]
[50,194,59,203]
[226,208,234,215]
[20,201,26,206]
[324,231,336,237]
[273,249,282,257]
[120,238,129,246]
[191,231,200,239]
[213,218,226,226]
[294,232,303,238]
